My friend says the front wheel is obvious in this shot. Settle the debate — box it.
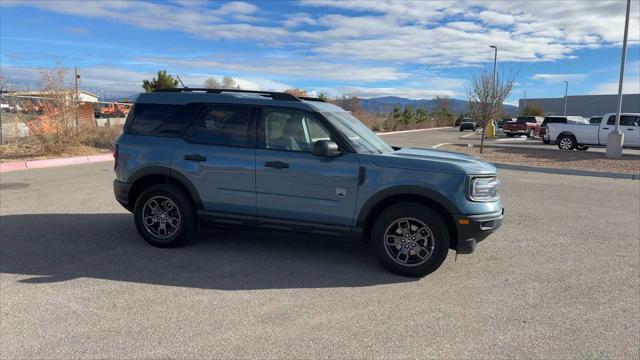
[133,184,196,248]
[372,203,449,277]
[557,135,576,150]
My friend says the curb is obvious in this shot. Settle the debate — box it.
[1,154,113,173]
[376,126,450,136]
[493,163,640,181]
[431,143,451,149]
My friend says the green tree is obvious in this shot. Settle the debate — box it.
[389,106,403,130]
[416,108,428,123]
[522,104,544,116]
[402,106,415,126]
[142,70,178,92]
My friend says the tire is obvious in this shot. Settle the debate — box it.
[506,133,514,138]
[459,128,464,132]
[542,139,550,145]
[133,183,196,248]
[576,145,589,151]
[371,203,449,277]
[557,135,576,150]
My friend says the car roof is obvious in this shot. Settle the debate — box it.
[134,90,345,113]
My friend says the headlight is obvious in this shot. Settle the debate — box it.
[469,176,500,202]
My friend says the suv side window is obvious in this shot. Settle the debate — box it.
[185,106,252,147]
[261,109,331,152]
[129,103,194,137]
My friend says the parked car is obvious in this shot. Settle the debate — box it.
[113,88,503,277]
[502,116,544,138]
[496,118,514,129]
[539,116,589,144]
[459,120,477,132]
[589,116,603,125]
[547,113,640,150]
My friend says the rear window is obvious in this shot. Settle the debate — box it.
[542,117,566,126]
[184,106,252,147]
[129,103,195,137]
[516,117,535,123]
[607,115,640,126]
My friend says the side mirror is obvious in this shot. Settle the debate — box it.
[312,140,341,157]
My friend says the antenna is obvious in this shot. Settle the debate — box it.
[176,75,187,88]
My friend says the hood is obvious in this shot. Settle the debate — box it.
[369,147,496,175]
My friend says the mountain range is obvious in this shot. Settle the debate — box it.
[359,96,519,116]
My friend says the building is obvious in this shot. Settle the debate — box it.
[519,94,640,117]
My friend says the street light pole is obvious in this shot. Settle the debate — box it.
[563,81,568,116]
[606,0,631,159]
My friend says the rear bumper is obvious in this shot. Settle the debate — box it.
[455,209,504,254]
[113,179,132,211]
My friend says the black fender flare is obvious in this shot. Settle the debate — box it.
[128,166,204,209]
[355,185,461,229]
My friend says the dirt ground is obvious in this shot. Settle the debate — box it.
[0,141,110,162]
[441,144,640,174]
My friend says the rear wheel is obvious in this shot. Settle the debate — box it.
[133,184,196,248]
[372,203,449,277]
[557,135,576,150]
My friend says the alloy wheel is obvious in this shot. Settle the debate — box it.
[384,217,435,267]
[142,196,181,240]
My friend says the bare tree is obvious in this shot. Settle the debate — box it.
[466,67,515,153]
[203,77,221,89]
[434,95,450,111]
[221,76,239,89]
[284,88,308,97]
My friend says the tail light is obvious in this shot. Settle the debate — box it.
[113,143,119,169]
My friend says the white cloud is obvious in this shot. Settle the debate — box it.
[476,10,516,26]
[283,13,316,28]
[531,74,589,83]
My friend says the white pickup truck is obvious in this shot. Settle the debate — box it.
[547,113,640,150]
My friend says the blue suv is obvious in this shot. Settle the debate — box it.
[114,89,503,277]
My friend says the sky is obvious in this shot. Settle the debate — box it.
[1,0,639,104]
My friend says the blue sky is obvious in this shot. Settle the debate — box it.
[1,0,639,104]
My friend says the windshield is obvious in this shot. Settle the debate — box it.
[322,111,394,154]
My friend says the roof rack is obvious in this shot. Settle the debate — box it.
[153,88,301,102]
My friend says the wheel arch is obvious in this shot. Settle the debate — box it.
[556,131,576,142]
[127,167,203,210]
[356,186,459,250]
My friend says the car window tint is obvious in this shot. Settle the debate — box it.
[130,103,194,137]
[607,115,640,126]
[186,106,251,147]
[263,110,331,152]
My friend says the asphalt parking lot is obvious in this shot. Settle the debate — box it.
[1,130,639,358]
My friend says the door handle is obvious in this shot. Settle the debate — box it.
[627,128,634,131]
[184,154,207,162]
[264,161,289,169]
[602,127,609,130]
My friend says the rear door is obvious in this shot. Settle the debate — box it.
[172,104,257,219]
[254,108,360,231]
[600,115,640,146]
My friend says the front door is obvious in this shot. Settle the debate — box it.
[172,104,256,218]
[255,108,360,229]
[600,114,640,147]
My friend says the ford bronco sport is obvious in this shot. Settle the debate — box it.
[113,88,503,277]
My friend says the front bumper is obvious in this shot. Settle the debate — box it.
[113,179,132,211]
[454,208,504,254]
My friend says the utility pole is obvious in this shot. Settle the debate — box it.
[523,90,527,114]
[563,81,568,116]
[74,66,80,128]
[606,0,631,159]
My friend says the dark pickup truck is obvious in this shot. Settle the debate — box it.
[502,116,544,138]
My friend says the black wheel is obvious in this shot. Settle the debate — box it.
[576,145,589,151]
[371,203,449,277]
[542,139,550,144]
[133,184,196,248]
[459,128,464,132]
[557,135,576,150]
[506,133,514,137]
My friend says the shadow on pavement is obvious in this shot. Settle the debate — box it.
[0,213,412,289]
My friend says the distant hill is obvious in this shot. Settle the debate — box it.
[359,96,518,116]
